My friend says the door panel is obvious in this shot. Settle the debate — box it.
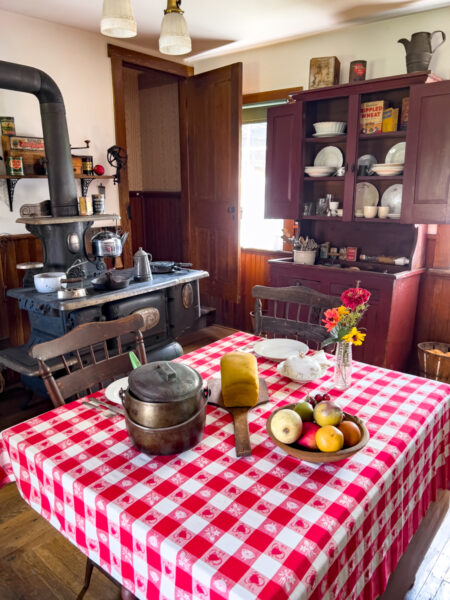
[184,63,242,303]
[402,80,450,224]
[265,102,302,219]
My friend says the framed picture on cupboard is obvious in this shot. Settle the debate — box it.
[309,57,340,89]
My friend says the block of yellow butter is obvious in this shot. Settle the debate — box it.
[220,351,259,407]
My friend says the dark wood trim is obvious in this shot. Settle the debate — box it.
[243,87,303,104]
[107,44,193,77]
[178,78,191,263]
[109,55,133,268]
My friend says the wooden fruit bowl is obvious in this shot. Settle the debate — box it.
[266,403,369,463]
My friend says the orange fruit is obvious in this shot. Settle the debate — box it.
[315,425,344,452]
[338,421,362,448]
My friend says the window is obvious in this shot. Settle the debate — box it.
[240,91,300,250]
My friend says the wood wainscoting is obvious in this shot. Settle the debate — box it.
[0,235,43,349]
[129,191,183,262]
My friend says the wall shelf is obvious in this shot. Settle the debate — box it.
[0,174,115,211]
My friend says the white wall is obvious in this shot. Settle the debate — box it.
[0,10,118,234]
[191,7,450,93]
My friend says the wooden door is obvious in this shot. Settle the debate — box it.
[182,63,242,303]
[402,80,450,224]
[265,102,302,219]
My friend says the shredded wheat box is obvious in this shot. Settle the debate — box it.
[360,100,386,134]
[382,108,399,132]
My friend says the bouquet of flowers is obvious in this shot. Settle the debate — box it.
[321,287,371,348]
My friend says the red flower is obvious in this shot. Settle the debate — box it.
[322,308,339,332]
[341,288,371,310]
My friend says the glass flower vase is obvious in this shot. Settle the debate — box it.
[333,341,352,390]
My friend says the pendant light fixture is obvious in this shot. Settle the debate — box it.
[101,0,137,38]
[159,0,192,55]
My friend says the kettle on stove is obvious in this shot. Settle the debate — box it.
[133,247,152,281]
[91,229,129,257]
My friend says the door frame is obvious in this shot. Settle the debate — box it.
[107,44,193,267]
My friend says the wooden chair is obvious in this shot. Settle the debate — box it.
[252,285,341,348]
[30,309,159,408]
[30,310,159,600]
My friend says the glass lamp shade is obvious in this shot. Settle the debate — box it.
[101,0,137,38]
[159,12,192,55]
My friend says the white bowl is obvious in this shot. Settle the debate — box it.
[34,272,66,293]
[313,121,346,134]
[304,166,335,177]
[371,163,403,176]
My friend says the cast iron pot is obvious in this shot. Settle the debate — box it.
[120,361,205,428]
[124,396,207,456]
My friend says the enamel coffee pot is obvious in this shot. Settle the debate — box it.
[133,247,152,281]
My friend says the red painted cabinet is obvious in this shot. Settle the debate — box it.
[402,79,450,224]
[265,73,450,224]
[269,258,423,371]
[264,102,302,219]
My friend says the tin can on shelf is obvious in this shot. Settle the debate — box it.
[349,60,367,83]
[92,193,105,214]
[6,156,24,175]
[0,117,16,136]
[81,155,94,176]
[78,196,93,216]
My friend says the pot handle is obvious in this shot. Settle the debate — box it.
[431,30,446,53]
[119,387,126,406]
[202,387,211,399]
[156,362,177,382]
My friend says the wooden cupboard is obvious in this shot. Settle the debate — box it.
[265,72,450,225]
[269,257,423,371]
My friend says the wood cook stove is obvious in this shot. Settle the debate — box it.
[0,61,209,394]
[4,268,208,396]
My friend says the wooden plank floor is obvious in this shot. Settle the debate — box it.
[0,325,448,599]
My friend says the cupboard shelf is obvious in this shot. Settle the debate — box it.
[356,176,403,182]
[304,176,345,182]
[354,217,401,223]
[359,131,407,140]
[0,174,115,211]
[301,215,343,221]
[304,135,347,143]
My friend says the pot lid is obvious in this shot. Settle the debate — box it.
[92,230,119,240]
[128,361,203,403]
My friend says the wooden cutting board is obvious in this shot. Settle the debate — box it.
[207,377,270,457]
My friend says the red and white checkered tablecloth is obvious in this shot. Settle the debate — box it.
[0,331,449,600]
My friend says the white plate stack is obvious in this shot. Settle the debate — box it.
[371,163,404,176]
[304,166,336,177]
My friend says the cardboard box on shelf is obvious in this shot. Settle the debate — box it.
[400,97,409,130]
[382,108,399,132]
[360,100,386,134]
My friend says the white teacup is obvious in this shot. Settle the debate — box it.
[355,210,364,218]
[378,206,390,218]
[329,201,339,210]
[363,205,378,218]
[337,208,343,217]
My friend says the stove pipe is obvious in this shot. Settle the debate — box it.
[0,60,78,217]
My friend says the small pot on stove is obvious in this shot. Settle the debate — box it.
[120,361,205,428]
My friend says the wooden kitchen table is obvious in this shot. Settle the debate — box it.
[0,331,449,600]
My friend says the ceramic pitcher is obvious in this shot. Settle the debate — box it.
[398,31,446,73]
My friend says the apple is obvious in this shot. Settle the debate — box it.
[271,409,302,444]
[296,422,320,450]
[293,401,314,422]
[313,401,343,427]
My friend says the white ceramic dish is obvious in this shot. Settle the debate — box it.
[312,132,345,138]
[105,377,128,403]
[381,184,403,214]
[371,163,403,175]
[313,121,346,134]
[34,272,66,293]
[355,182,379,212]
[304,166,335,177]
[387,213,401,219]
[276,351,329,383]
[253,339,309,362]
[385,142,406,164]
[314,146,343,168]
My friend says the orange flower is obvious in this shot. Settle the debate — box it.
[322,308,340,332]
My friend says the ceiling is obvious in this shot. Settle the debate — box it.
[0,0,448,62]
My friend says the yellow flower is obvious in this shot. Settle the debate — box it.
[337,306,350,317]
[342,327,366,346]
